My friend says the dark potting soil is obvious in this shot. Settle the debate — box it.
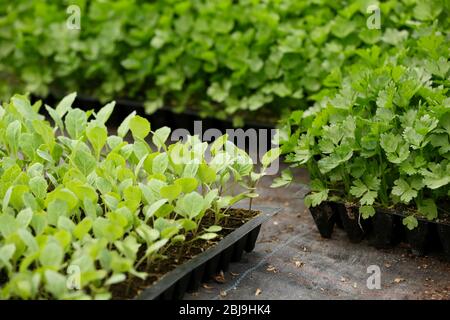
[110,208,259,299]
[385,201,450,225]
[337,203,372,243]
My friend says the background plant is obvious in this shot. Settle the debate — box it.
[1,0,448,125]
[276,22,450,229]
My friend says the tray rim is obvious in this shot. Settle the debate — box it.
[135,205,280,300]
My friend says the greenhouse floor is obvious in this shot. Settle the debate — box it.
[187,167,450,300]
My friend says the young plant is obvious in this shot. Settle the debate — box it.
[0,93,272,299]
[276,24,450,229]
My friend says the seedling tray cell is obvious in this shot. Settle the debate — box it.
[136,206,279,300]
[309,202,450,259]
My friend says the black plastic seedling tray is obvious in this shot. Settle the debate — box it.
[309,201,450,259]
[35,93,276,132]
[136,206,279,300]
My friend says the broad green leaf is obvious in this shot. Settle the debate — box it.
[107,135,124,150]
[47,200,68,226]
[39,241,64,268]
[73,217,93,240]
[57,216,76,233]
[65,108,87,139]
[182,162,199,178]
[0,244,16,271]
[0,213,18,237]
[130,115,151,140]
[418,199,438,221]
[210,135,228,155]
[46,188,78,211]
[160,226,180,239]
[403,216,418,230]
[204,225,222,233]
[18,229,39,253]
[72,148,96,176]
[19,133,39,159]
[87,124,107,158]
[44,270,67,298]
[171,234,186,244]
[133,140,150,160]
[136,225,160,243]
[421,162,450,189]
[117,111,136,138]
[304,190,328,208]
[152,153,169,174]
[270,169,293,188]
[146,238,169,255]
[174,177,198,193]
[144,199,168,222]
[152,126,171,150]
[8,185,29,210]
[46,105,65,132]
[123,185,142,210]
[105,273,126,286]
[198,164,217,184]
[160,184,182,201]
[12,95,41,120]
[6,120,21,155]
[198,233,218,240]
[392,179,417,203]
[359,206,375,219]
[83,198,98,219]
[29,176,48,199]
[175,192,204,219]
[30,212,48,236]
[69,183,98,204]
[114,235,140,260]
[55,92,76,117]
[95,101,116,125]
[154,204,173,218]
[96,177,113,195]
[16,208,33,228]
[350,180,368,198]
[2,187,13,213]
[413,0,443,21]
[180,219,197,232]
[261,148,281,167]
[54,229,72,250]
[360,190,377,206]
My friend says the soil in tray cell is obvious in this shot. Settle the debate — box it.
[110,208,259,299]
[337,204,371,243]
